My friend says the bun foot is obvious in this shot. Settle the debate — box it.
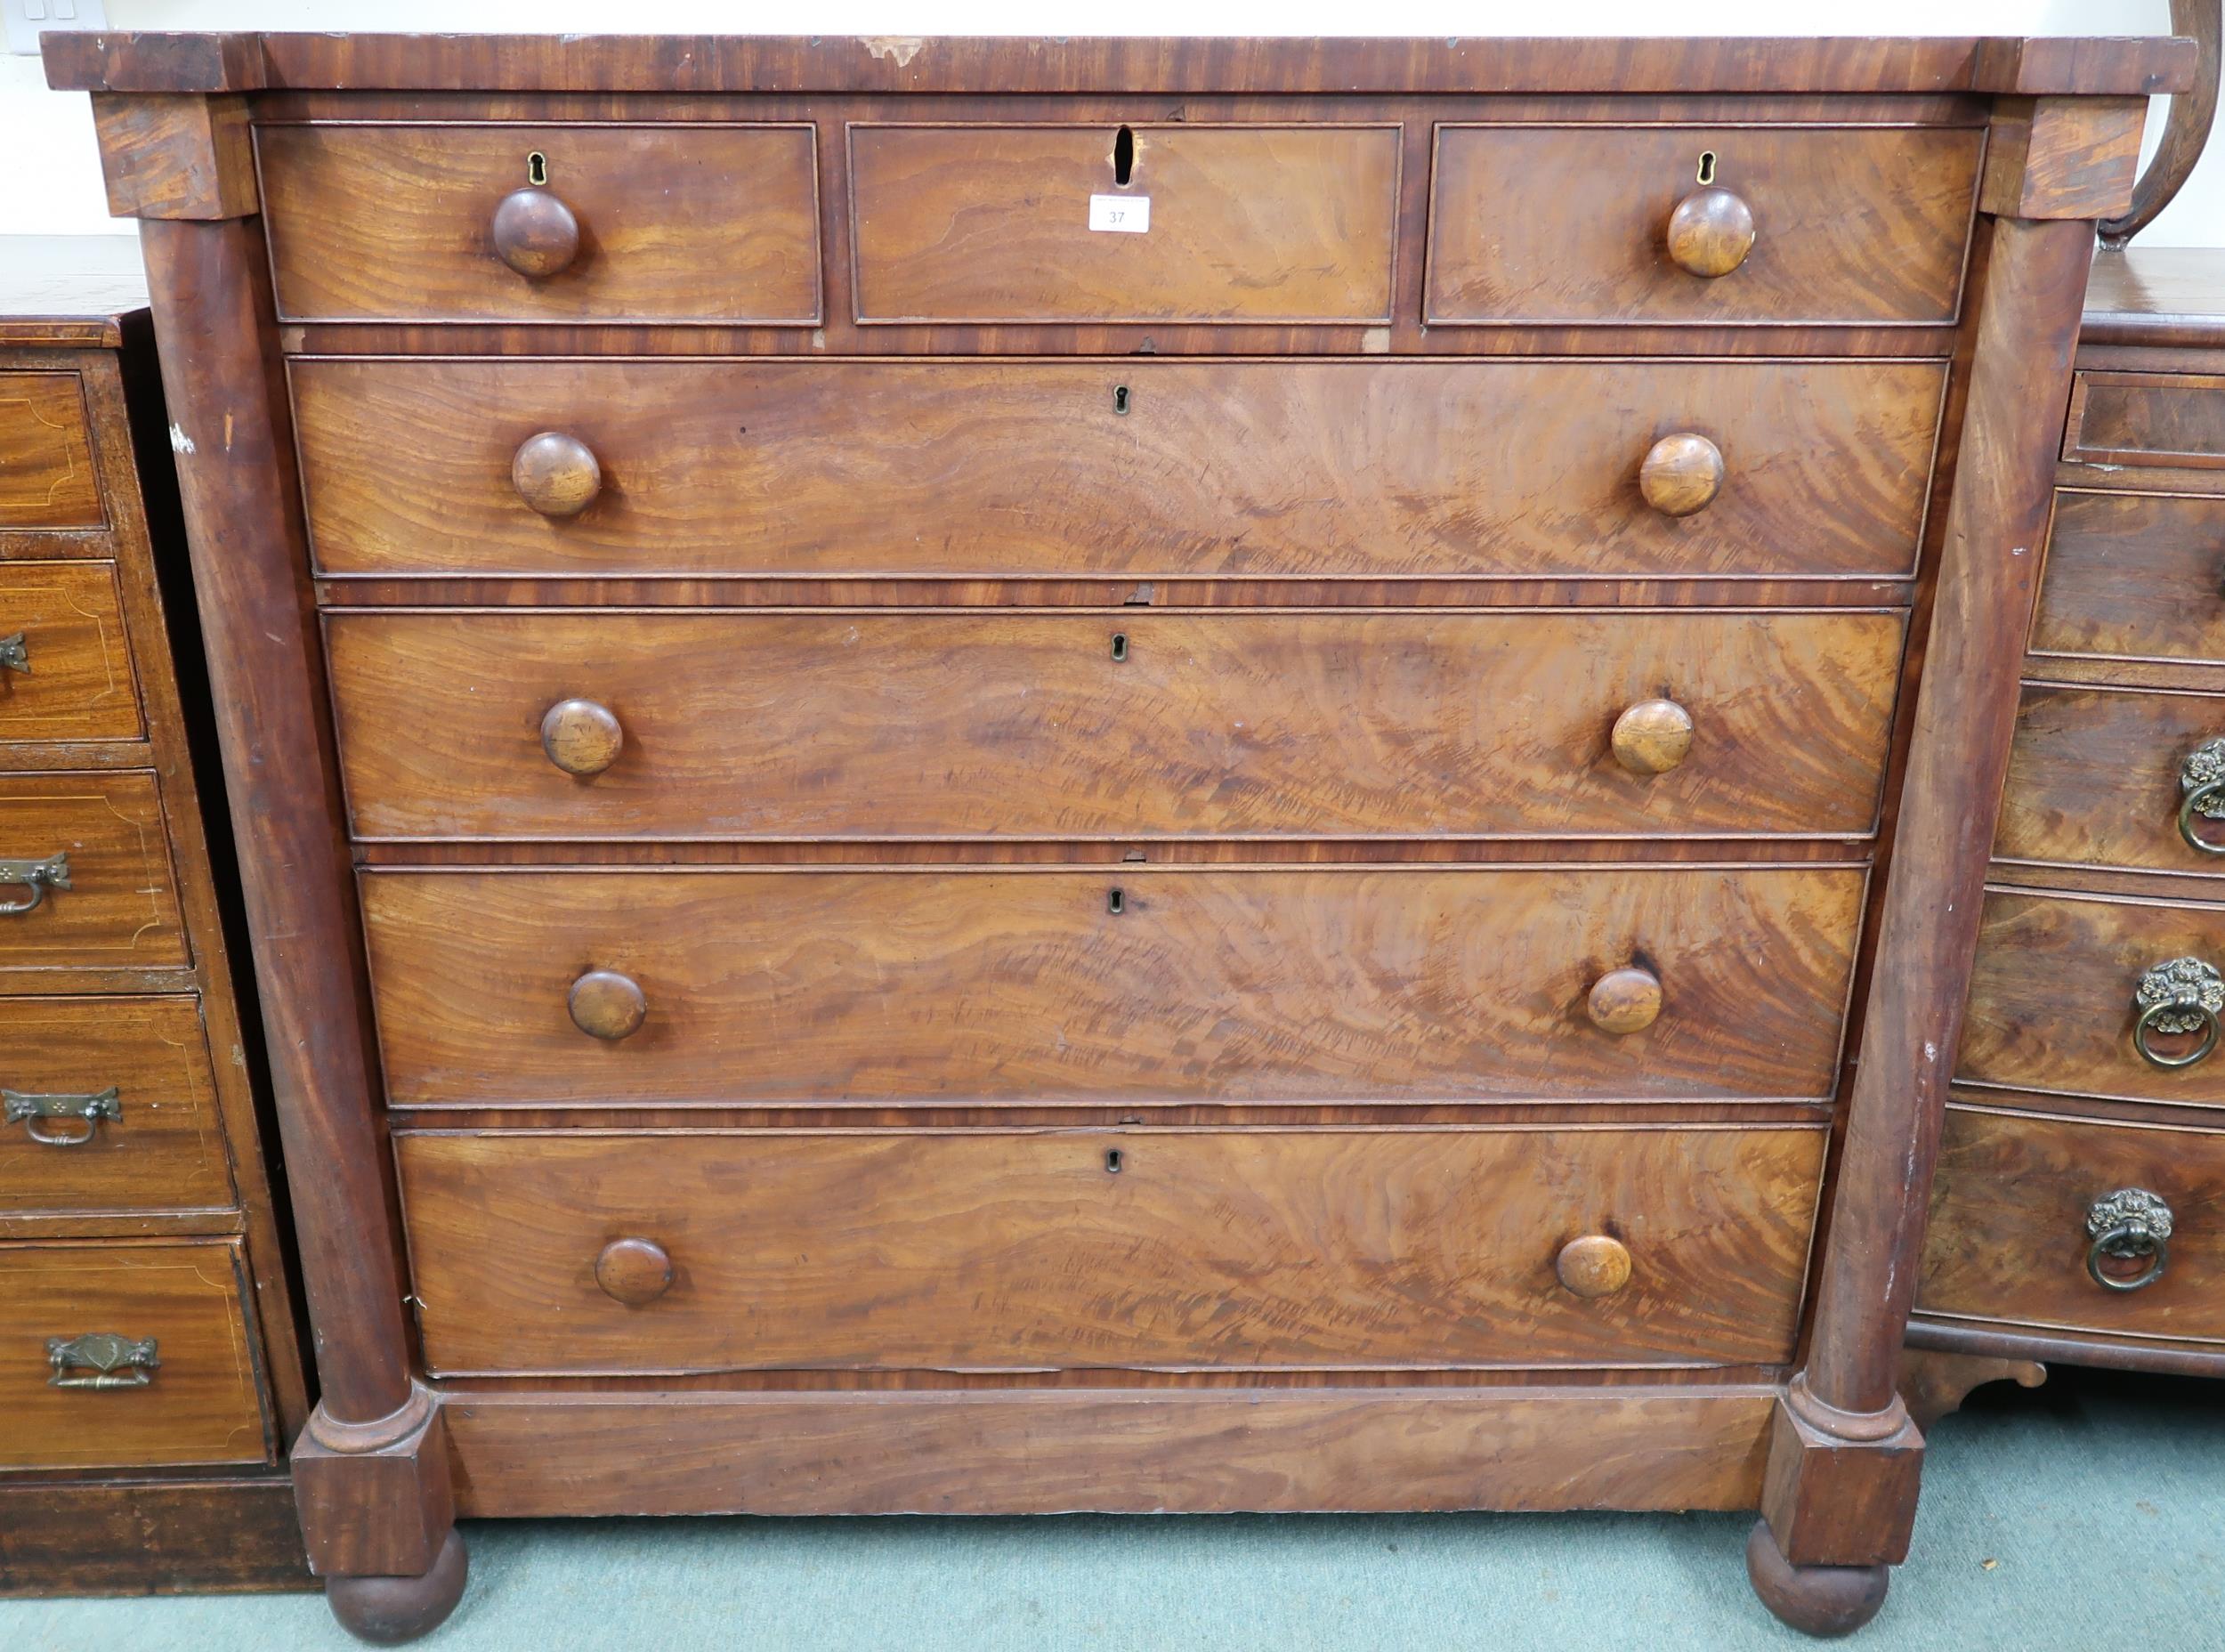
[325,1527,468,1644]
[1745,1519,1889,1638]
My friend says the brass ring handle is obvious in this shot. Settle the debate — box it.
[513,432,603,519]
[0,632,27,675]
[0,853,69,917]
[542,699,624,777]
[2178,739,2225,856]
[2133,957,2224,1069]
[47,1332,158,1389]
[570,968,647,1041]
[490,186,580,279]
[1665,186,1755,279]
[4,1086,121,1147]
[2086,1188,2172,1292]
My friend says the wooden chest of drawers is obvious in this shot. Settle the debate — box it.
[50,28,2190,1641]
[0,263,310,1594]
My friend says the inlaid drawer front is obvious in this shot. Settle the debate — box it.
[0,997,232,1215]
[362,866,1864,1107]
[293,357,1944,579]
[0,371,103,530]
[1922,1105,2225,1346]
[848,124,1398,323]
[0,1239,266,1470]
[2064,372,2225,469]
[0,563,142,743]
[396,1125,1826,1375]
[257,123,822,324]
[2030,491,2225,667]
[328,609,1904,843]
[1960,888,2225,1106]
[0,773,187,974]
[1426,125,1981,326]
[1995,684,2225,872]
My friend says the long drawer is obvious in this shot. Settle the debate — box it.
[1994,683,2225,872]
[361,865,1865,1108]
[291,357,1945,580]
[0,562,142,743]
[0,773,187,976]
[396,1125,1827,1375]
[327,609,1905,843]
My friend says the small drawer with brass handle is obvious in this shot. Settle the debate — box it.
[47,1331,158,1389]
[0,563,143,743]
[2132,957,2222,1070]
[2085,1188,2173,1292]
[0,852,69,916]
[4,1084,120,1147]
[490,186,579,279]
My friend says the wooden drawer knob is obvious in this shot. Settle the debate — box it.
[1610,699,1694,776]
[595,1236,674,1307]
[569,968,646,1041]
[512,432,602,518]
[541,699,624,777]
[1587,967,1662,1036]
[1638,433,1724,518]
[1665,186,1755,279]
[1556,1235,1632,1299]
[490,187,580,278]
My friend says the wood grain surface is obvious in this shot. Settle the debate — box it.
[290,357,1946,580]
[0,1476,311,1595]
[1994,683,2225,873]
[1426,125,1980,326]
[257,122,821,324]
[0,772,186,973]
[0,995,233,1215]
[326,608,1905,842]
[2063,370,2225,468]
[360,865,1865,1107]
[0,371,103,530]
[0,562,143,742]
[2030,489,2225,666]
[396,1124,1825,1374]
[849,124,1397,323]
[0,1238,266,1470]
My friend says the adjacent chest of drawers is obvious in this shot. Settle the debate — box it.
[0,261,310,1593]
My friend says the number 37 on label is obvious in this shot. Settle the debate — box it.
[1088,194,1153,233]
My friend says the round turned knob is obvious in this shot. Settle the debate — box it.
[1639,433,1725,518]
[541,699,624,777]
[595,1237,674,1307]
[1557,1234,1633,1299]
[1588,966,1663,1036]
[490,187,580,279]
[569,968,646,1041]
[512,432,602,518]
[1665,186,1755,279]
[1611,699,1695,776]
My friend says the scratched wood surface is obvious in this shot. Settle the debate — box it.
[1994,682,2225,873]
[0,562,144,743]
[2063,369,2225,467]
[2028,490,2225,667]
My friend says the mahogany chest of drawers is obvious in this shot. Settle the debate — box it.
[0,258,310,1593]
[48,30,2191,1641]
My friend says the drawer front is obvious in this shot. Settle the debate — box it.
[2030,491,2225,667]
[1921,1105,2225,1346]
[1426,125,1980,327]
[1959,888,2225,1106]
[0,372,103,530]
[329,609,1904,844]
[0,563,142,743]
[0,997,232,1216]
[2065,372,2225,469]
[397,1125,1826,1375]
[257,123,822,324]
[363,866,1865,1108]
[848,124,1398,324]
[0,773,187,974]
[0,1239,267,1470]
[1995,684,2225,873]
[293,357,1944,580]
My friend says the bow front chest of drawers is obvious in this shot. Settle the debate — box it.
[46,31,2191,1640]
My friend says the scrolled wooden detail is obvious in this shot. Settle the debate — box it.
[539,699,624,778]
[1555,1235,1633,1299]
[490,186,580,278]
[593,1237,674,1308]
[510,432,602,518]
[2098,0,2219,246]
[1664,187,1755,278]
[1638,433,1725,517]
[1586,966,1663,1036]
[567,968,646,1042]
[1610,699,1695,776]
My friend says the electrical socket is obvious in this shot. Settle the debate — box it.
[5,0,109,57]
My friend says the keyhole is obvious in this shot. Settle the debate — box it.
[1695,150,1717,186]
[527,150,549,187]
[1112,384,1131,416]
[1108,887,1126,914]
[1105,1149,1124,1173]
[1111,633,1129,662]
[1112,125,1137,187]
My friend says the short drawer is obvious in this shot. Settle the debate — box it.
[2064,372,2225,469]
[328,609,1905,844]
[0,563,142,743]
[257,122,821,324]
[1959,887,2225,1106]
[396,1124,1826,1375]
[1921,1104,2225,1346]
[0,773,187,975]
[0,997,233,1216]
[2029,491,2225,667]
[292,357,1944,580]
[1995,684,2225,874]
[361,865,1865,1108]
[1426,124,1980,327]
[0,371,103,530]
[0,1239,267,1470]
[848,123,1398,324]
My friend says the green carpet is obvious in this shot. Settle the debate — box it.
[4,1367,2218,1650]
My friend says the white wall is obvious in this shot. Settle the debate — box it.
[8,0,2221,247]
